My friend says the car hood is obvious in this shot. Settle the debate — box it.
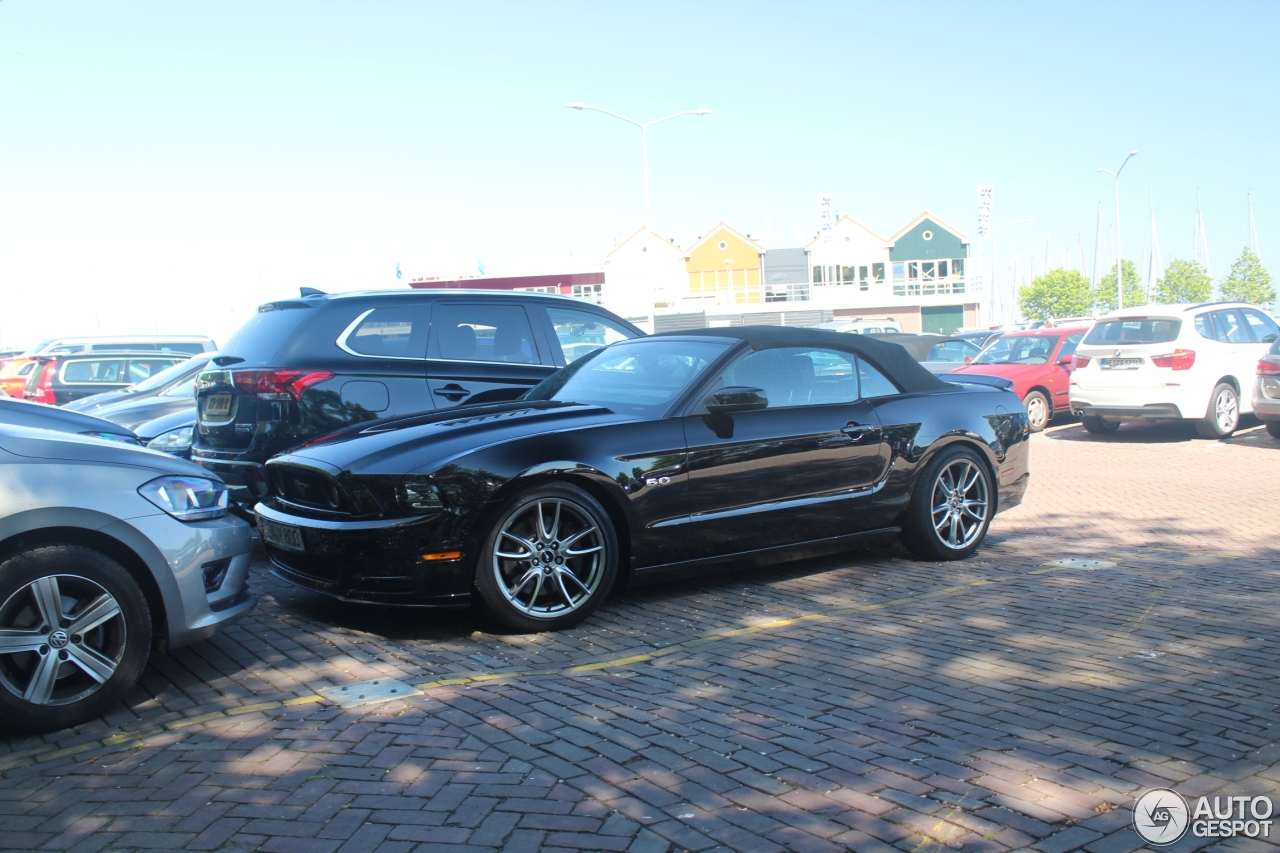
[279,400,634,476]
[134,407,197,441]
[0,397,138,439]
[0,422,218,477]
[93,397,195,431]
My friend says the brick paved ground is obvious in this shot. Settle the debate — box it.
[2,418,1278,853]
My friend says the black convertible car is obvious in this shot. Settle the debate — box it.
[256,327,1030,631]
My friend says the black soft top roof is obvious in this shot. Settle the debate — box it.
[651,325,949,394]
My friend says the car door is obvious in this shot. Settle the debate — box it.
[680,345,891,560]
[1049,333,1084,411]
[425,302,558,409]
[1211,308,1254,387]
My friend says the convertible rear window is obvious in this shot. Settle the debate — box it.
[527,339,727,417]
[1084,319,1181,345]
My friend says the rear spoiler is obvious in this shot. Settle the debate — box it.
[948,373,1014,392]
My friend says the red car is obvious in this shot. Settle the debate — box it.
[948,325,1090,431]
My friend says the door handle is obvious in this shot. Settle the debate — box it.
[434,384,470,400]
[841,424,880,442]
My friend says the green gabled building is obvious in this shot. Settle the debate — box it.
[885,212,972,334]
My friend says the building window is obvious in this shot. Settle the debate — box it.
[718,241,728,250]
[517,286,558,294]
[938,260,949,278]
[840,265,856,285]
[922,262,935,282]
[952,258,964,278]
[922,230,934,241]
[873,263,885,285]
[572,283,604,304]
[812,265,824,284]
[892,262,906,295]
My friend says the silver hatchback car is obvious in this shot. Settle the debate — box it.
[0,424,254,731]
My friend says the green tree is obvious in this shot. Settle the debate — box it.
[1094,259,1146,314]
[1018,269,1094,321]
[1154,259,1213,304]
[1220,247,1274,304]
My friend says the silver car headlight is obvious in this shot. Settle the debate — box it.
[146,426,194,454]
[80,430,141,446]
[138,476,229,521]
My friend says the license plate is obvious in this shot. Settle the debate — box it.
[260,519,305,552]
[1101,358,1141,369]
[204,394,232,416]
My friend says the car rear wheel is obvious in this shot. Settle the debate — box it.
[1023,391,1050,432]
[475,483,618,632]
[1194,383,1239,439]
[0,546,151,732]
[1082,414,1120,435]
[901,446,995,561]
[1267,420,1280,439]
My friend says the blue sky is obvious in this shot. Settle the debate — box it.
[1,1,1277,346]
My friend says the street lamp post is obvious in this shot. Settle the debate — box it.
[991,218,1034,325]
[566,102,713,230]
[1097,151,1138,310]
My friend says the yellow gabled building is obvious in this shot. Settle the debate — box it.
[684,223,765,305]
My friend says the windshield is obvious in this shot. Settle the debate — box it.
[526,339,728,417]
[1084,318,1181,345]
[130,355,208,393]
[972,334,1060,366]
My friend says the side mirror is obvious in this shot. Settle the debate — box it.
[1059,354,1074,367]
[1263,333,1278,343]
[705,386,768,414]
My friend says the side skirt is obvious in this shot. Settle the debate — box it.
[627,526,901,589]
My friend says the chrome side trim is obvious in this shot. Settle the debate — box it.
[650,480,886,529]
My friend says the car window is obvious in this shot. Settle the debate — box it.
[342,306,431,358]
[1084,319,1181,345]
[433,304,540,364]
[857,358,899,398]
[1059,332,1085,358]
[719,347,860,408]
[1242,308,1280,342]
[973,335,1059,365]
[1213,309,1252,343]
[127,359,182,383]
[161,379,197,398]
[63,359,124,383]
[130,357,205,393]
[927,341,978,362]
[526,339,726,417]
[1194,314,1216,340]
[547,307,635,364]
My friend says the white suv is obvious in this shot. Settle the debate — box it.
[1069,302,1280,438]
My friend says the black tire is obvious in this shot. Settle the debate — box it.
[900,445,996,561]
[1267,420,1280,439]
[1194,383,1239,439]
[1023,391,1050,432]
[0,546,151,732]
[1082,414,1120,435]
[474,482,619,632]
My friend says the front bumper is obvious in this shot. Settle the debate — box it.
[254,502,471,605]
[191,452,269,506]
[111,512,256,648]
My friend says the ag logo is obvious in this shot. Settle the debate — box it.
[1133,788,1190,845]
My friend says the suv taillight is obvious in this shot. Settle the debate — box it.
[1071,356,1091,368]
[25,361,56,404]
[1149,350,1196,371]
[232,369,334,401]
[1258,359,1280,376]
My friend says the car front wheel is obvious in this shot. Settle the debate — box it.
[475,483,619,632]
[1194,383,1239,439]
[901,446,995,561]
[0,545,151,732]
[1267,420,1280,439]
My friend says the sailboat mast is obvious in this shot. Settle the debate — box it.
[1249,191,1263,263]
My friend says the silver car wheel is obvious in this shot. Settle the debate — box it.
[493,499,605,619]
[0,574,126,706]
[929,459,990,550]
[1214,387,1238,433]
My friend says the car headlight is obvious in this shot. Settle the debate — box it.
[394,479,444,513]
[138,476,229,521]
[146,426,194,454]
[80,430,141,446]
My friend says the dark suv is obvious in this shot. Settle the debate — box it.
[191,289,643,505]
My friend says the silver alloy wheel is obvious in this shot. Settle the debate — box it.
[0,575,126,706]
[493,499,605,619]
[1025,395,1047,429]
[929,459,990,550]
[1214,387,1239,433]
